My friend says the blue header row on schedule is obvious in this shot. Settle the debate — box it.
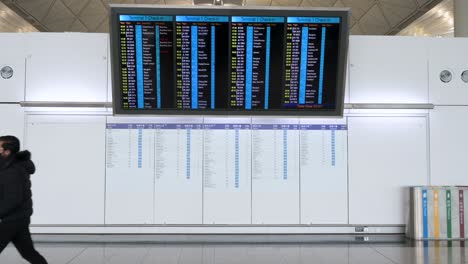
[119,15,173,21]
[176,16,229,22]
[120,15,339,24]
[287,17,340,23]
[107,123,347,130]
[231,16,285,23]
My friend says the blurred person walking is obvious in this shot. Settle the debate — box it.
[0,135,47,264]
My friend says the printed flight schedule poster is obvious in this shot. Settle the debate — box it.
[251,118,300,224]
[111,7,349,116]
[105,117,204,225]
[104,117,348,225]
[152,122,203,224]
[299,119,348,224]
[203,118,252,224]
[105,123,156,224]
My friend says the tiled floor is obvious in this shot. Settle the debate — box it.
[1,239,467,264]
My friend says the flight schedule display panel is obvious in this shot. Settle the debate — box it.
[175,16,229,110]
[111,6,349,116]
[119,15,174,109]
[283,17,341,109]
[230,17,284,110]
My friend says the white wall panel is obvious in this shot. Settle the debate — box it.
[0,55,26,102]
[430,106,468,185]
[349,36,429,104]
[4,33,468,231]
[428,38,468,105]
[348,116,428,225]
[26,115,106,225]
[0,104,24,140]
[0,34,26,102]
[24,33,108,102]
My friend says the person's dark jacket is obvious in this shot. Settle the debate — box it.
[0,150,35,223]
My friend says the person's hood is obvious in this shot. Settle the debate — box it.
[14,150,36,174]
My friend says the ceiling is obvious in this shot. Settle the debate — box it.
[0,1,37,32]
[0,0,448,35]
[398,0,454,37]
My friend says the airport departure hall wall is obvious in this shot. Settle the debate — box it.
[110,6,349,116]
[1,32,468,234]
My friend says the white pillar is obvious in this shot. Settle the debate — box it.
[454,0,468,37]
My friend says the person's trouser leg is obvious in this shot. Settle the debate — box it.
[11,220,48,264]
[0,221,16,253]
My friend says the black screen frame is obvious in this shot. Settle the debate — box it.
[110,4,349,117]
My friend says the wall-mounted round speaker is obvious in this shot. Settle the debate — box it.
[0,66,13,79]
[440,70,452,83]
[462,70,468,83]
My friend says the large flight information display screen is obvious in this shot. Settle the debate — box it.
[111,6,349,116]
